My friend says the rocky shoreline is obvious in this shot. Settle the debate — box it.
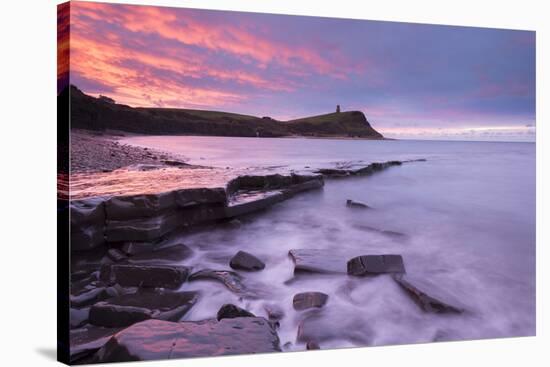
[63,134,462,363]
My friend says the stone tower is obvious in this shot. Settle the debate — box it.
[336,104,341,113]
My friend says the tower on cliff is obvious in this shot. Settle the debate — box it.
[336,104,341,113]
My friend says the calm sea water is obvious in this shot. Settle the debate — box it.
[122,136,536,349]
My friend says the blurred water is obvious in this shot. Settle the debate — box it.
[123,136,536,349]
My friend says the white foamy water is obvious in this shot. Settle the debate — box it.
[122,136,536,349]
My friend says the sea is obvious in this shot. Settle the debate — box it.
[120,135,536,349]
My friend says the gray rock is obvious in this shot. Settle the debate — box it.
[105,211,184,242]
[89,290,199,327]
[70,307,90,329]
[110,264,190,289]
[293,292,329,311]
[230,251,265,271]
[393,274,465,313]
[105,192,175,220]
[70,287,116,308]
[217,304,255,320]
[347,255,406,275]
[94,318,281,362]
[346,199,370,209]
[173,187,227,207]
[306,341,321,350]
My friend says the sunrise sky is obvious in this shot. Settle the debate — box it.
[60,1,536,141]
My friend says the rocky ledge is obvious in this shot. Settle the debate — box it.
[65,159,446,363]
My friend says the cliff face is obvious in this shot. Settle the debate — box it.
[66,86,384,139]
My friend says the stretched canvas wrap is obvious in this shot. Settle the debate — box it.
[57,1,536,364]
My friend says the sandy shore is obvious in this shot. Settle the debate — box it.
[70,129,188,173]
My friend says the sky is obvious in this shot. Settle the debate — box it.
[59,1,536,141]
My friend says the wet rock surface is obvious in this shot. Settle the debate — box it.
[347,254,406,275]
[94,318,281,362]
[89,290,199,327]
[393,274,465,313]
[126,243,192,265]
[217,304,256,320]
[293,292,329,310]
[230,250,266,271]
[289,249,348,274]
[188,269,249,296]
[108,264,190,289]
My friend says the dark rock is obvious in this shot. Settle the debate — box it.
[306,341,321,350]
[110,264,190,289]
[293,292,329,311]
[70,287,117,308]
[89,290,199,327]
[107,248,127,263]
[230,250,265,271]
[217,304,255,320]
[346,199,370,209]
[289,249,347,274]
[127,243,192,265]
[188,269,248,296]
[105,211,184,242]
[70,325,123,363]
[70,307,90,329]
[120,241,156,255]
[347,254,406,276]
[393,274,465,313]
[163,160,189,167]
[105,192,175,220]
[94,318,281,362]
[173,187,227,207]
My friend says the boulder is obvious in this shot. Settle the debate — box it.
[110,264,190,289]
[393,274,464,313]
[289,249,347,274]
[89,290,199,327]
[217,304,255,320]
[230,251,265,271]
[225,191,286,218]
[293,292,329,311]
[347,255,405,275]
[346,199,370,209]
[94,318,281,362]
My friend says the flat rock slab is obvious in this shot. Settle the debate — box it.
[347,255,406,275]
[230,250,265,271]
[293,292,329,311]
[94,318,281,362]
[188,269,249,296]
[70,325,123,363]
[127,244,192,265]
[89,290,199,327]
[289,249,348,274]
[109,264,190,289]
[393,274,465,313]
[217,304,255,320]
